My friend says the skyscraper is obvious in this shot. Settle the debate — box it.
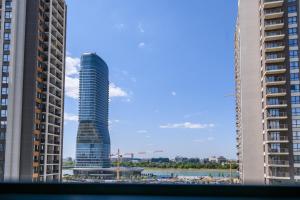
[75,53,111,169]
[236,0,300,184]
[0,0,67,182]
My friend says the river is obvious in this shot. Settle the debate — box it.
[63,168,238,178]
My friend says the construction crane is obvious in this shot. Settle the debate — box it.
[110,149,164,181]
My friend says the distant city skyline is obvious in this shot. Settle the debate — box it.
[64,0,238,159]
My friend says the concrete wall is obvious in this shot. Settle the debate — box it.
[237,0,265,184]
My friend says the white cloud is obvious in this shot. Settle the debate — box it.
[65,56,80,99]
[160,122,215,129]
[138,42,145,48]
[137,130,148,133]
[138,23,145,33]
[207,137,215,141]
[66,56,80,76]
[171,91,177,96]
[109,83,128,97]
[65,75,79,99]
[65,56,129,100]
[64,113,78,122]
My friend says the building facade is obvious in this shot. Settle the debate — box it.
[0,0,67,182]
[75,53,111,169]
[236,0,300,184]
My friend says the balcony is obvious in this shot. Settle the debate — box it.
[265,55,285,64]
[264,19,284,31]
[268,160,289,167]
[265,77,286,86]
[266,136,289,143]
[265,43,285,53]
[263,0,284,9]
[264,8,284,19]
[268,172,290,180]
[265,31,285,41]
[266,112,287,119]
[268,148,289,154]
[265,99,287,108]
[267,124,288,131]
[265,65,286,75]
[266,88,286,97]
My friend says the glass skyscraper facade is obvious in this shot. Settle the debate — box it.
[75,53,111,168]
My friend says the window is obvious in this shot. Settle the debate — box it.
[290,61,299,70]
[293,119,300,128]
[5,1,12,9]
[2,76,8,84]
[0,132,4,140]
[288,16,297,24]
[1,88,8,95]
[294,155,300,164]
[3,44,10,51]
[1,121,7,129]
[5,11,12,19]
[288,6,297,13]
[3,54,10,62]
[291,84,300,93]
[4,22,11,30]
[294,143,300,152]
[289,39,298,47]
[288,0,296,2]
[292,96,300,104]
[290,50,298,58]
[1,98,7,106]
[290,73,299,81]
[4,33,11,40]
[2,66,8,73]
[294,131,300,140]
[292,108,300,116]
[289,27,298,35]
[267,98,279,105]
[268,109,279,117]
[1,110,7,118]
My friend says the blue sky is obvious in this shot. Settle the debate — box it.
[64,0,238,159]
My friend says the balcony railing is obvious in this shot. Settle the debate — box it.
[266,65,285,71]
[265,19,284,26]
[265,42,284,48]
[263,0,284,9]
[264,8,283,15]
[266,99,286,105]
[266,88,286,94]
[265,30,284,37]
[269,172,290,178]
[266,77,285,83]
[266,53,285,60]
[267,136,288,141]
[268,160,289,165]
[268,148,289,153]
[267,112,287,118]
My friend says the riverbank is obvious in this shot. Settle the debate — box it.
[63,168,238,178]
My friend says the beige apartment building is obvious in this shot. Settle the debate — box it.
[236,0,300,184]
[0,0,67,182]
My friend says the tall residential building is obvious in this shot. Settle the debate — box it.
[75,53,111,169]
[236,0,300,184]
[0,0,67,182]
